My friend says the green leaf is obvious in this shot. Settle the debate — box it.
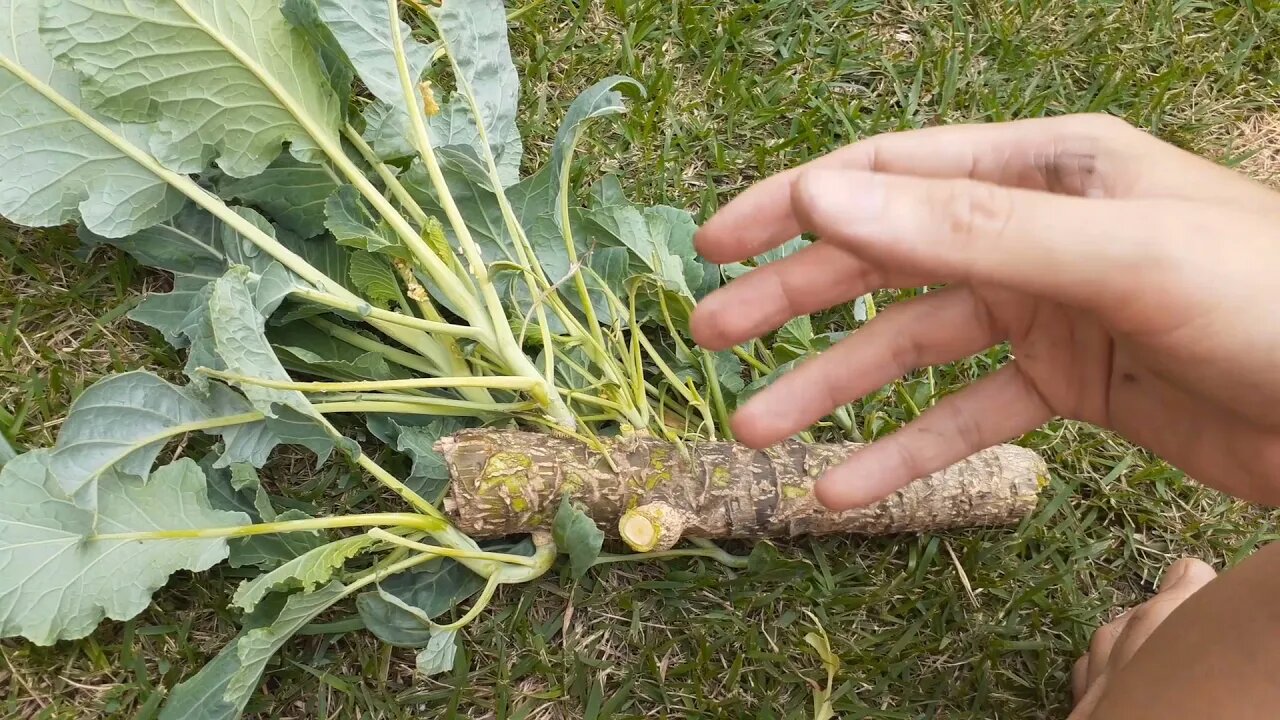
[40,0,342,176]
[269,321,406,382]
[197,266,349,470]
[542,77,642,225]
[45,371,216,508]
[427,0,524,185]
[415,628,459,677]
[0,0,185,237]
[0,454,248,645]
[778,316,815,349]
[232,535,377,612]
[324,185,405,257]
[721,236,809,279]
[204,383,340,470]
[307,0,436,132]
[366,415,470,502]
[714,351,746,397]
[403,151,510,265]
[348,251,409,310]
[79,205,299,351]
[356,558,484,647]
[552,495,604,579]
[279,0,356,117]
[214,154,341,239]
[208,268,319,422]
[160,582,348,720]
[203,459,331,572]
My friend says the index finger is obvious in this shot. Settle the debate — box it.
[695,114,1138,264]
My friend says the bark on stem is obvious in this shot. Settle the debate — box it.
[439,430,1049,552]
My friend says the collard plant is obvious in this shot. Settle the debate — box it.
[0,0,1048,715]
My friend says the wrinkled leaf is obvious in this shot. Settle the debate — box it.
[45,371,218,509]
[552,495,604,578]
[41,0,341,176]
[356,558,484,647]
[207,268,343,464]
[427,0,523,185]
[232,535,378,612]
[214,154,341,239]
[325,185,404,257]
[415,628,458,677]
[0,0,184,237]
[348,251,409,310]
[0,455,247,645]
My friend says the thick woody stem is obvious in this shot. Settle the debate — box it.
[438,430,1049,552]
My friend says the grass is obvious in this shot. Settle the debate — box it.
[4,0,1280,718]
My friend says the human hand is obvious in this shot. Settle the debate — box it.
[690,114,1280,510]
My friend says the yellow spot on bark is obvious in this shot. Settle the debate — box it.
[478,452,532,493]
[562,472,585,494]
[645,471,670,491]
[511,497,528,512]
[782,485,809,500]
[711,466,731,487]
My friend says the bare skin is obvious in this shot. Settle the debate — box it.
[689,114,1280,717]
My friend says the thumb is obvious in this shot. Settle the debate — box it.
[791,167,1166,312]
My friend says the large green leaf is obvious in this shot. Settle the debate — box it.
[309,0,435,113]
[356,558,484,647]
[40,0,342,177]
[0,0,184,238]
[214,154,341,239]
[279,0,355,117]
[427,0,523,186]
[0,455,248,645]
[159,582,347,720]
[45,371,222,509]
[232,535,378,612]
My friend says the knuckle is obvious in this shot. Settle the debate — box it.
[936,180,1013,243]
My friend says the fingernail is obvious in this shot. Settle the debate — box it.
[797,169,887,226]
